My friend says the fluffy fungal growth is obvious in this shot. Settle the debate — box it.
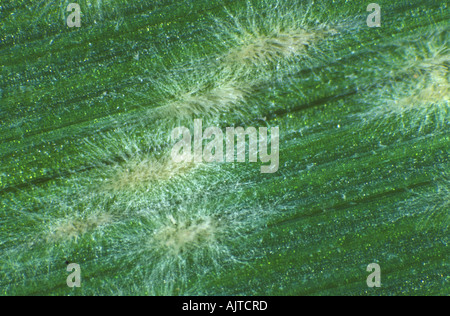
[3,184,120,250]
[424,179,450,231]
[33,186,120,245]
[78,129,200,193]
[395,41,450,78]
[365,77,449,132]
[46,212,114,243]
[155,83,251,120]
[128,54,255,124]
[129,0,348,126]
[104,187,271,295]
[152,214,219,256]
[214,0,341,75]
[363,30,449,131]
[387,70,448,115]
[221,27,336,68]
[406,169,450,233]
[103,155,197,192]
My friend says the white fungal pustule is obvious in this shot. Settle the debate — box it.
[153,215,218,256]
[105,185,273,295]
[46,212,114,243]
[121,206,233,295]
[213,0,341,73]
[104,155,197,192]
[222,27,336,68]
[159,83,251,119]
[366,32,449,130]
[394,70,449,112]
[402,43,449,108]
[401,44,450,77]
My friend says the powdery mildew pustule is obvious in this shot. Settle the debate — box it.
[104,155,197,192]
[222,28,336,68]
[390,70,449,113]
[122,208,234,295]
[80,130,199,193]
[366,75,449,131]
[398,43,450,78]
[108,187,273,295]
[154,83,252,120]
[46,212,114,243]
[153,215,219,256]
[215,0,340,72]
[365,32,449,130]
